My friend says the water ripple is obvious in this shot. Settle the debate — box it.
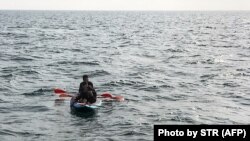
[22,88,51,96]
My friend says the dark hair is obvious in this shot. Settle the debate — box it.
[83,75,88,79]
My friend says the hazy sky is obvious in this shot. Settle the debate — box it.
[0,0,249,10]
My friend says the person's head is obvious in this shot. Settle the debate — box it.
[82,75,89,82]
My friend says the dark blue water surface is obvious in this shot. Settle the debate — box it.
[0,11,250,140]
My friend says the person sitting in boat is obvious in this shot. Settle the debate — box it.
[75,75,97,103]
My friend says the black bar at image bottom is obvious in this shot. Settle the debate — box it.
[154,125,250,141]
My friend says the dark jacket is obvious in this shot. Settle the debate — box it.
[75,81,97,103]
[79,82,95,93]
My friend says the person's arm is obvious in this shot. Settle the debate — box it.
[93,91,97,98]
[75,94,80,102]
[88,82,94,90]
[89,82,97,97]
[78,83,82,94]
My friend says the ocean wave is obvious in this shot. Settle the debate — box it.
[0,74,13,79]
[55,60,99,66]
[72,61,100,66]
[22,88,51,96]
[8,25,30,29]
[15,42,30,45]
[138,85,160,92]
[19,70,40,75]
[159,84,174,89]
[200,74,217,82]
[0,107,11,113]
[0,129,45,138]
[165,48,187,53]
[1,67,19,73]
[102,79,144,88]
[88,70,110,77]
[17,105,50,112]
[223,82,240,87]
[10,56,34,61]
